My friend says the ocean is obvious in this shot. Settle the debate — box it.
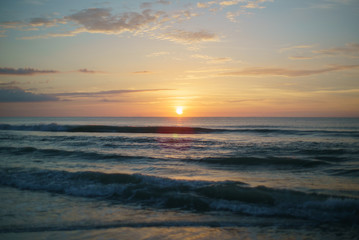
[0,117,358,239]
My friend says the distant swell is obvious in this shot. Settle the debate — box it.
[0,146,144,161]
[0,123,220,134]
[1,168,358,223]
[0,146,329,168]
[1,123,358,136]
[198,156,330,168]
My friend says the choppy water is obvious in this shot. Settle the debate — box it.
[1,117,359,239]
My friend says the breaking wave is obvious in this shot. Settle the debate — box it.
[0,168,358,224]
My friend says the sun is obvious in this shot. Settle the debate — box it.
[176,106,183,115]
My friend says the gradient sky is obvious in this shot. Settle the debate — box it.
[0,0,358,117]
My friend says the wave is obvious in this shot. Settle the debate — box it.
[1,123,358,136]
[0,123,220,134]
[0,146,331,169]
[197,156,330,168]
[1,168,358,224]
[0,146,145,161]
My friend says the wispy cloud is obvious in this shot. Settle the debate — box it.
[0,81,19,87]
[141,0,170,9]
[288,56,316,60]
[285,43,359,60]
[313,43,359,57]
[0,67,107,75]
[280,44,315,53]
[0,67,58,75]
[77,68,103,74]
[0,17,65,34]
[28,17,62,27]
[159,29,218,44]
[220,64,359,77]
[19,28,85,40]
[191,54,232,63]
[0,21,25,29]
[53,89,173,98]
[132,70,154,74]
[198,0,272,9]
[146,51,170,57]
[0,87,58,102]
[0,87,174,102]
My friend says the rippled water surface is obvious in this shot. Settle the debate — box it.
[1,117,358,239]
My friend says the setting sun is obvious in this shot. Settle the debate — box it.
[176,106,183,115]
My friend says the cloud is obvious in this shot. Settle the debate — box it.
[159,29,218,44]
[0,81,19,87]
[52,89,173,98]
[288,56,316,60]
[0,87,58,102]
[65,8,166,34]
[285,43,359,60]
[146,51,170,57]
[0,87,174,102]
[197,1,239,8]
[29,17,60,27]
[0,67,58,75]
[0,17,65,32]
[19,28,85,40]
[77,68,103,74]
[191,54,232,63]
[197,2,214,8]
[132,70,153,74]
[280,45,315,53]
[220,65,359,77]
[141,0,170,9]
[220,1,242,6]
[312,43,359,57]
[0,21,24,29]
[1,5,217,45]
[198,0,271,9]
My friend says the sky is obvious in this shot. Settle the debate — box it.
[0,0,358,117]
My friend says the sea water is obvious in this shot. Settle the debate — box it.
[0,117,358,239]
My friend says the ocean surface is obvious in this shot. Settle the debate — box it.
[0,117,358,239]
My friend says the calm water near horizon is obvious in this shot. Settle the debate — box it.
[0,117,358,239]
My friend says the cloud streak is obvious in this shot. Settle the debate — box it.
[220,65,359,77]
[0,87,174,102]
[77,68,103,74]
[0,88,58,102]
[191,54,232,63]
[132,71,153,74]
[0,67,58,75]
[286,43,359,60]
[313,43,359,57]
[159,29,218,44]
[0,67,106,75]
[52,89,174,98]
